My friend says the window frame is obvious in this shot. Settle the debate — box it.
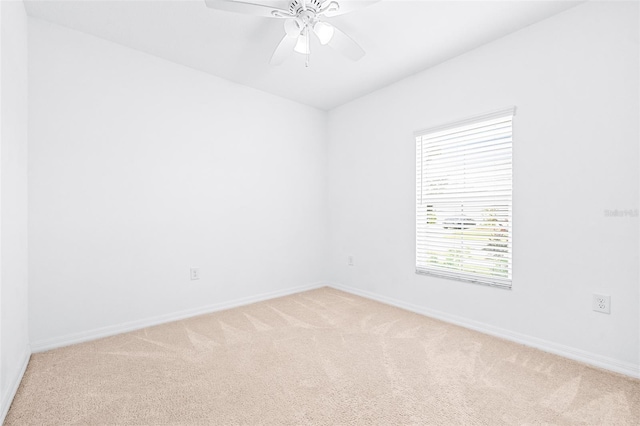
[415,107,515,289]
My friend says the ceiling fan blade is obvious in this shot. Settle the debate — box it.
[320,0,380,18]
[270,34,298,65]
[327,25,365,61]
[204,0,292,18]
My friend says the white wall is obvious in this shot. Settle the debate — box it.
[327,1,639,374]
[28,18,328,348]
[0,0,30,420]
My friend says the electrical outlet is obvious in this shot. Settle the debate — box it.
[190,267,200,280]
[347,255,354,266]
[592,294,610,314]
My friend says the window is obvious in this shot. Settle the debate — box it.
[415,107,514,288]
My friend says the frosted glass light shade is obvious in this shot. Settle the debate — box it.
[294,34,310,54]
[284,18,301,37]
[313,21,334,45]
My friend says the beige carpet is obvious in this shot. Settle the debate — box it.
[5,287,640,425]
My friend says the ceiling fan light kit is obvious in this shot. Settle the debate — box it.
[204,0,378,66]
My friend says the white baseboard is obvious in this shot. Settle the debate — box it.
[329,283,640,379]
[29,281,639,379]
[0,346,31,424]
[31,282,327,353]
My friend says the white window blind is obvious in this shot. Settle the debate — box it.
[415,107,514,288]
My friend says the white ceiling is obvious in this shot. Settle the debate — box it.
[24,0,581,110]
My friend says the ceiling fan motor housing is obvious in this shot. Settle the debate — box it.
[288,0,324,15]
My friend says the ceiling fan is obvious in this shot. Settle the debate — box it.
[204,0,379,66]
